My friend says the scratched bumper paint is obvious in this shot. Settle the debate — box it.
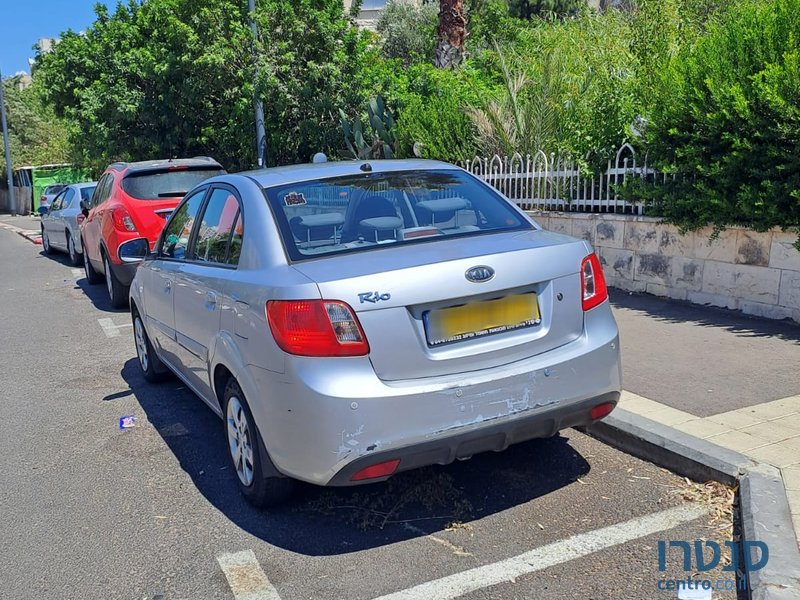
[247,303,621,486]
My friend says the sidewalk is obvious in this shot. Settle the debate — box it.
[610,290,800,549]
[0,214,42,245]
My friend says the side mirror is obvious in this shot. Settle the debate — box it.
[118,237,152,263]
[79,200,90,217]
[38,206,49,216]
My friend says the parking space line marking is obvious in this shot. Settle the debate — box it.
[98,318,132,338]
[216,550,282,600]
[372,504,707,600]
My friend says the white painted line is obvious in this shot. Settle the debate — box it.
[98,318,120,338]
[372,504,708,600]
[217,550,282,600]
[98,318,132,338]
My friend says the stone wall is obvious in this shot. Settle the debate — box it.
[529,212,800,323]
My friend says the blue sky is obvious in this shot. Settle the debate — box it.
[0,1,113,75]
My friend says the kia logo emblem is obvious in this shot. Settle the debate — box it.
[465,266,495,283]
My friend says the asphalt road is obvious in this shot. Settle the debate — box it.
[612,289,800,416]
[0,227,739,600]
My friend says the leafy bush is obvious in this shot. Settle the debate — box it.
[640,0,800,244]
[377,0,439,65]
[395,63,493,162]
[466,12,638,166]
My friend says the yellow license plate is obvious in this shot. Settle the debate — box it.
[424,293,541,347]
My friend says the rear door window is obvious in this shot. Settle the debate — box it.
[189,187,242,266]
[122,168,224,201]
[159,189,208,260]
[50,191,66,211]
[61,188,76,209]
[91,175,113,207]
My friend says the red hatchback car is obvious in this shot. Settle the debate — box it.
[80,158,225,307]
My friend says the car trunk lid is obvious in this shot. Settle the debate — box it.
[291,229,591,381]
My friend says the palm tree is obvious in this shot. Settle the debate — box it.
[435,0,467,69]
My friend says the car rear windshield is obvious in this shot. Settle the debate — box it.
[122,167,224,201]
[264,169,531,261]
[44,185,66,195]
[80,186,96,201]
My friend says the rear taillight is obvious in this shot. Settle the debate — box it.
[581,252,608,311]
[40,195,47,202]
[76,214,86,226]
[112,207,137,232]
[266,300,369,357]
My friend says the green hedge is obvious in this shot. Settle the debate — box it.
[641,0,800,245]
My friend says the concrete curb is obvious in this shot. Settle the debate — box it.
[584,408,800,600]
[740,465,800,600]
[0,221,43,245]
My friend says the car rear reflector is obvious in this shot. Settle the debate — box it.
[581,252,608,311]
[350,459,400,482]
[266,300,369,357]
[590,402,615,421]
[76,214,85,225]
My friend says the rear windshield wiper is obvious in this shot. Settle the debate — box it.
[157,191,187,198]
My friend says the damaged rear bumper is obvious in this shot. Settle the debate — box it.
[248,304,621,486]
[326,390,620,486]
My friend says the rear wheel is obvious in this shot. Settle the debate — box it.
[103,253,129,309]
[67,233,81,266]
[82,238,102,284]
[42,226,53,255]
[133,311,167,382]
[223,378,295,508]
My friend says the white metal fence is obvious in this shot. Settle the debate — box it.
[458,143,658,215]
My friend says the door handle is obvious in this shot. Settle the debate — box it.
[206,291,218,305]
[164,280,172,294]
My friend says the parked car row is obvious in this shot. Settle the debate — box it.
[42,156,623,508]
[41,182,97,266]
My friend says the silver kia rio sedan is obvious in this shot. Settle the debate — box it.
[129,159,621,506]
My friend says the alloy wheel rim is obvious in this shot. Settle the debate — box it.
[43,230,49,251]
[226,396,254,486]
[84,253,91,279]
[68,237,75,261]
[134,317,148,372]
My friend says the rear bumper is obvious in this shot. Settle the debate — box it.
[327,391,619,485]
[247,302,622,486]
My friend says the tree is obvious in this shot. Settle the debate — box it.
[0,76,70,173]
[435,0,468,68]
[35,0,371,171]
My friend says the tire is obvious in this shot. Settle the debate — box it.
[132,311,168,383]
[82,238,103,285]
[67,233,81,266]
[103,253,129,309]
[42,226,53,255]
[223,378,295,508]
